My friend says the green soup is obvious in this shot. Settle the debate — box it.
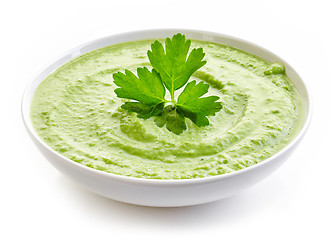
[30,40,304,179]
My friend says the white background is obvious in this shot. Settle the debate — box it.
[1,0,334,239]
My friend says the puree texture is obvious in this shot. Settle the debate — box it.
[30,40,304,179]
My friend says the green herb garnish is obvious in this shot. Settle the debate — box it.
[113,33,222,134]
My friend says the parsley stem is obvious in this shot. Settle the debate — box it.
[171,90,175,104]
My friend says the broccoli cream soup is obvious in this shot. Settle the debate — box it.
[30,39,304,179]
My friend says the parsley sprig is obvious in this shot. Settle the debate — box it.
[113,33,222,135]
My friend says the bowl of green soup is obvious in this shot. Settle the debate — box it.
[22,29,311,207]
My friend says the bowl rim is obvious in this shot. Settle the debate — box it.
[21,28,312,186]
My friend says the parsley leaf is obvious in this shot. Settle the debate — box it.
[113,67,166,106]
[113,67,166,118]
[122,102,165,119]
[155,105,186,135]
[112,34,222,135]
[147,33,206,100]
[177,80,222,126]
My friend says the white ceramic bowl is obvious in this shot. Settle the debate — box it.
[22,29,312,207]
